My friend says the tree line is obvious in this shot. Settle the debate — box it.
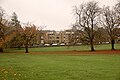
[0,1,120,53]
[0,8,39,53]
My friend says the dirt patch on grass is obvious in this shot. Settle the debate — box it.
[29,50,120,55]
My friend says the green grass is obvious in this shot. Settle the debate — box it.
[94,44,120,50]
[5,44,120,52]
[0,53,120,80]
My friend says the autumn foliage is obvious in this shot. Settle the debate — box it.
[21,24,39,53]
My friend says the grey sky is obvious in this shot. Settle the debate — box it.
[0,0,118,31]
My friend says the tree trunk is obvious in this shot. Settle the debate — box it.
[111,39,115,50]
[90,40,95,51]
[18,45,21,50]
[90,44,95,51]
[0,48,3,53]
[25,45,29,53]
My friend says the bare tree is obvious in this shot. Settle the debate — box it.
[74,1,101,51]
[115,1,120,15]
[115,1,120,26]
[102,6,119,50]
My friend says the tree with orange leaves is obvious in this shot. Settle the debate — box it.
[21,24,39,53]
[0,7,5,52]
[0,7,16,52]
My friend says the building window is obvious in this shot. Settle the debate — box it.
[56,37,59,39]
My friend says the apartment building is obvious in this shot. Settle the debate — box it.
[40,30,82,45]
[37,28,120,46]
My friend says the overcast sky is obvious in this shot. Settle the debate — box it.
[0,0,118,31]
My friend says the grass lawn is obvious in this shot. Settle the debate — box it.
[0,53,120,80]
[5,44,120,52]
